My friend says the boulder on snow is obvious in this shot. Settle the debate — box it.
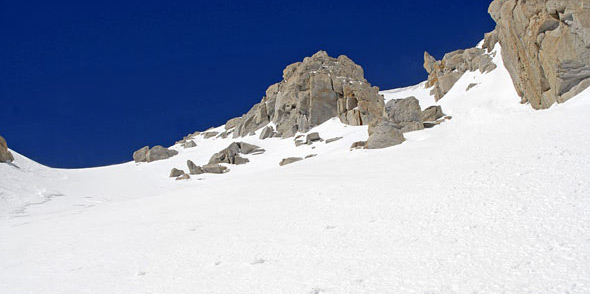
[0,135,14,163]
[421,105,445,122]
[170,168,185,178]
[384,97,424,133]
[305,132,322,144]
[146,146,178,162]
[279,157,303,166]
[203,131,219,139]
[366,120,405,149]
[202,164,229,174]
[133,145,178,163]
[187,160,204,175]
[183,140,197,148]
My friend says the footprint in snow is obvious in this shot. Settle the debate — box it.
[325,225,337,230]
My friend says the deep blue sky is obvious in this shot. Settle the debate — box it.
[1,0,495,168]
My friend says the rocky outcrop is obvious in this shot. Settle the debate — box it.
[366,120,405,149]
[279,157,303,166]
[170,168,185,178]
[0,136,14,163]
[424,47,497,101]
[226,51,385,138]
[489,0,590,109]
[384,97,424,133]
[133,145,178,163]
[183,140,197,148]
[208,142,264,165]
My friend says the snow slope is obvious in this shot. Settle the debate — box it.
[1,45,589,294]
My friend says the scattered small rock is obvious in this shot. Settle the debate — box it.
[350,141,367,149]
[170,168,185,178]
[325,137,343,144]
[466,83,478,91]
[305,154,317,159]
[279,157,303,166]
[305,132,322,144]
[183,140,197,148]
[203,131,219,139]
[176,174,191,180]
[202,164,229,174]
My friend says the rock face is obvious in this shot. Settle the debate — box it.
[489,0,590,109]
[133,146,178,163]
[424,47,497,101]
[227,51,385,138]
[0,136,14,163]
[366,120,405,149]
[208,142,264,165]
[384,97,424,133]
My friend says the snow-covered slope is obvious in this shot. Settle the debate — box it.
[1,46,589,293]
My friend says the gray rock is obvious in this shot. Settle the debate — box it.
[133,146,149,163]
[325,137,343,144]
[305,154,317,159]
[489,0,590,109]
[366,120,405,149]
[183,140,197,148]
[0,135,14,163]
[259,125,275,139]
[203,132,219,139]
[176,174,191,180]
[202,164,228,174]
[146,146,178,162]
[279,157,303,166]
[294,140,306,147]
[466,83,478,91]
[208,142,262,165]
[421,105,445,122]
[170,168,185,178]
[187,160,204,175]
[305,132,322,144]
[384,97,424,132]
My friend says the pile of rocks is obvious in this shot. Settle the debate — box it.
[133,146,178,163]
[170,161,229,180]
[0,135,14,163]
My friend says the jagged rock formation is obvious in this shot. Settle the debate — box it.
[259,126,276,139]
[384,97,424,133]
[133,146,178,163]
[208,142,264,165]
[489,0,590,109]
[227,51,385,138]
[0,136,14,163]
[424,47,497,101]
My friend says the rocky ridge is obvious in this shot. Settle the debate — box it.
[0,136,14,163]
